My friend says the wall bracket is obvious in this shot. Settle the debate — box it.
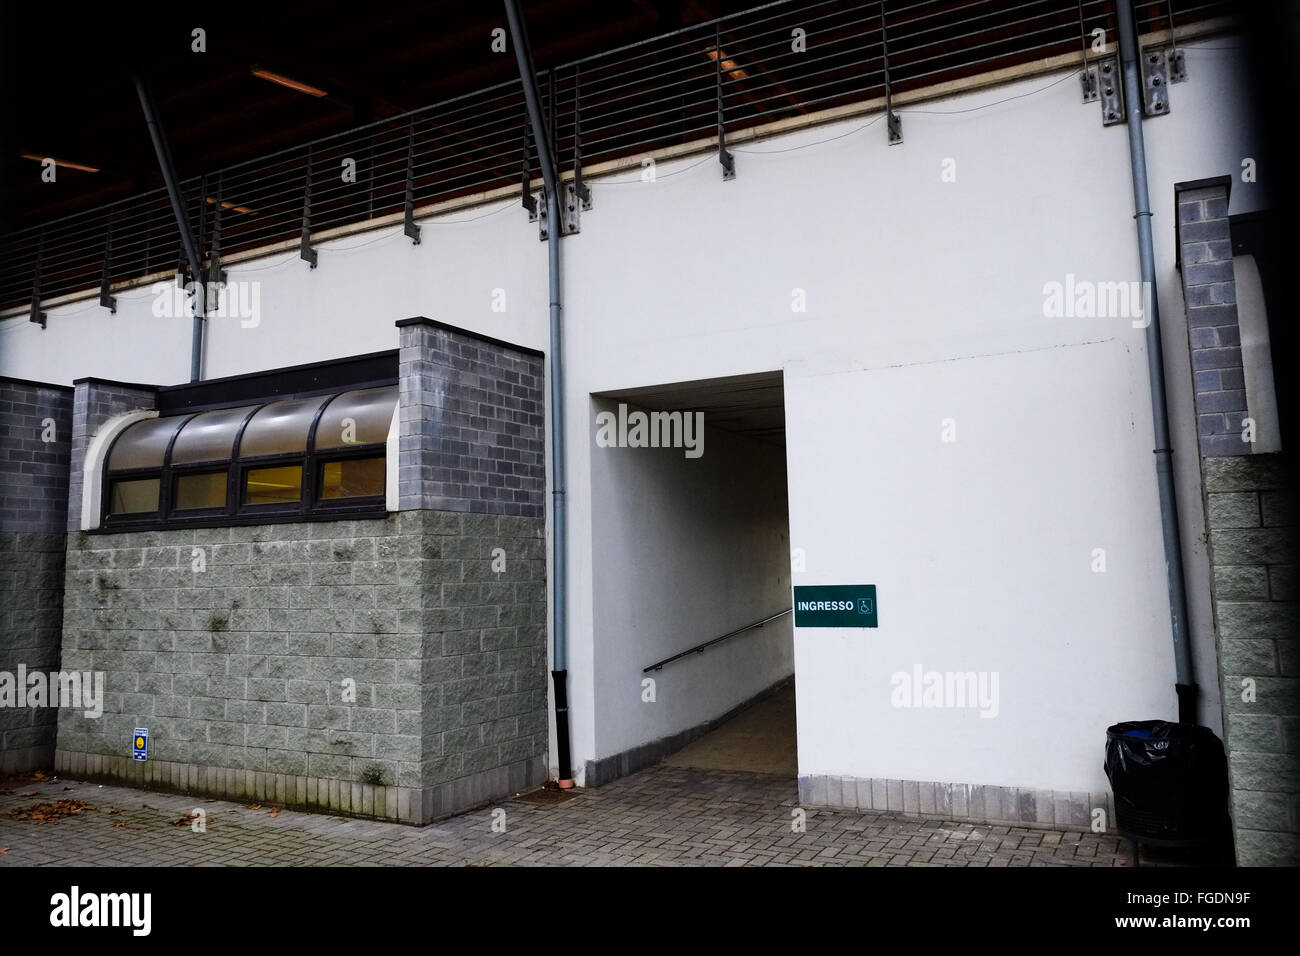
[1098,57,1126,125]
[1081,63,1099,102]
[1140,46,1172,116]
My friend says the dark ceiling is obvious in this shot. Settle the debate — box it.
[0,0,754,231]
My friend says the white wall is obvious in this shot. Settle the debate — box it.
[786,339,1170,789]
[0,38,1261,793]
[589,397,792,761]
[0,200,548,384]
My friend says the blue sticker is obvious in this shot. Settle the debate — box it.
[132,728,148,761]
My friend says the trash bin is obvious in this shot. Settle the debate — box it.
[1104,720,1229,845]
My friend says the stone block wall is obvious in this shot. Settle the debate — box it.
[54,510,547,822]
[50,326,550,822]
[1203,454,1299,866]
[1175,180,1298,865]
[0,377,74,773]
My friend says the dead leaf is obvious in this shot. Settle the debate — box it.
[246,803,262,810]
[268,807,280,818]
[171,813,199,827]
[6,800,96,824]
[113,822,124,828]
[0,847,9,853]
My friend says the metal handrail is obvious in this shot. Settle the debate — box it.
[643,607,792,673]
[2,0,1229,315]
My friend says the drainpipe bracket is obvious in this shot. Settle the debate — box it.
[29,299,45,328]
[1140,46,1172,116]
[1097,57,1126,126]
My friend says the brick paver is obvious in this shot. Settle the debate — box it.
[0,765,1132,866]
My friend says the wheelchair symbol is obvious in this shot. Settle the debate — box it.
[858,598,873,615]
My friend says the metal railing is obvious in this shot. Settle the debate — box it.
[644,607,792,673]
[1,0,1229,316]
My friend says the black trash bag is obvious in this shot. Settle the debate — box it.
[1104,720,1229,842]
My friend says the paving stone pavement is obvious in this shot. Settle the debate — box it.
[0,765,1133,867]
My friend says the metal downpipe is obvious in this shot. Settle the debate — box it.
[135,77,205,383]
[503,0,573,786]
[1115,0,1197,723]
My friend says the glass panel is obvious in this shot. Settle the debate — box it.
[238,397,327,458]
[314,386,397,450]
[320,457,386,499]
[243,465,302,505]
[109,477,160,514]
[175,471,228,511]
[171,406,253,464]
[107,416,188,471]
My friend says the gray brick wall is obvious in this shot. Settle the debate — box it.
[68,379,157,532]
[0,378,74,772]
[55,510,547,822]
[0,378,73,532]
[1203,455,1300,866]
[0,532,67,773]
[1176,180,1251,458]
[397,318,545,517]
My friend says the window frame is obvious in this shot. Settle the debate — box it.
[99,385,393,532]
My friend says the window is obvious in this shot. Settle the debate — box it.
[101,384,395,529]
[320,457,385,498]
[244,465,303,505]
[174,472,228,511]
[109,477,161,514]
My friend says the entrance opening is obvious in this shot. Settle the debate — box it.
[589,371,794,781]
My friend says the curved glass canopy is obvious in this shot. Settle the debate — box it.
[171,406,254,465]
[315,387,397,450]
[103,384,397,523]
[106,416,188,471]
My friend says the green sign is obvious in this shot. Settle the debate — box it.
[793,585,877,627]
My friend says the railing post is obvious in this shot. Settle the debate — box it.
[881,0,902,143]
[99,212,116,314]
[572,64,591,209]
[716,23,735,180]
[520,116,538,220]
[403,119,421,244]
[29,228,45,328]
[300,147,318,268]
[209,171,225,287]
